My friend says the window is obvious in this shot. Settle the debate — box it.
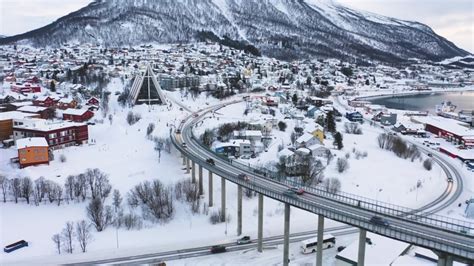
[49,133,57,139]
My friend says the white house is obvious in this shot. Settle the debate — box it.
[296,132,321,148]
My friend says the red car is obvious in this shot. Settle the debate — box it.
[289,187,305,195]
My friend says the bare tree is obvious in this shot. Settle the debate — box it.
[423,158,433,171]
[128,180,174,221]
[52,234,61,254]
[65,175,75,202]
[146,123,155,138]
[112,189,122,210]
[76,220,92,253]
[87,198,113,232]
[62,222,75,253]
[0,175,8,203]
[11,178,21,203]
[86,168,111,200]
[34,177,47,203]
[324,178,342,194]
[336,158,350,173]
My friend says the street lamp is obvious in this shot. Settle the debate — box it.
[375,188,383,211]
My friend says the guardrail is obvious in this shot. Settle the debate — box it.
[188,128,474,236]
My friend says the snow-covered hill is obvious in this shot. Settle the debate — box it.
[0,0,469,64]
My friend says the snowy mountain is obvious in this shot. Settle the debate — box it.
[439,55,474,69]
[0,0,469,64]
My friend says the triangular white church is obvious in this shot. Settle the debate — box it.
[128,64,166,105]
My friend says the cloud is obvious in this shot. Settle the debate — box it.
[337,0,474,52]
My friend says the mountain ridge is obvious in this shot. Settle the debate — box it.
[0,0,469,64]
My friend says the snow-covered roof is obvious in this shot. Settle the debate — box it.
[416,116,474,137]
[16,137,48,149]
[296,132,315,143]
[17,105,48,112]
[62,108,90,116]
[336,233,410,265]
[13,118,85,131]
[58,98,75,103]
[234,130,263,137]
[0,111,38,121]
[296,147,311,155]
[278,148,294,158]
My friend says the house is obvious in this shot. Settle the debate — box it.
[296,132,321,148]
[348,100,370,108]
[380,113,397,126]
[307,144,329,157]
[86,97,100,107]
[13,118,89,149]
[345,111,363,122]
[307,124,325,143]
[11,83,41,93]
[214,139,252,157]
[0,111,40,141]
[306,106,319,118]
[0,95,15,104]
[32,96,58,107]
[16,137,49,168]
[62,108,94,122]
[233,130,263,143]
[415,116,474,146]
[57,98,78,110]
[465,198,474,219]
[335,233,410,266]
[17,105,52,119]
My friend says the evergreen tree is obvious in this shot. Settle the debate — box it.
[292,93,298,105]
[50,81,56,92]
[326,111,336,133]
[333,132,343,150]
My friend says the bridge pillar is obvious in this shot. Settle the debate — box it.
[358,229,367,266]
[445,255,453,266]
[208,172,213,207]
[283,203,290,266]
[199,165,203,195]
[237,185,242,236]
[186,157,190,174]
[437,254,447,266]
[191,161,196,183]
[257,193,264,253]
[316,215,324,266]
[182,154,186,165]
[221,176,226,223]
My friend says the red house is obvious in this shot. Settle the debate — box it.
[86,97,100,107]
[11,83,41,93]
[33,96,58,107]
[57,98,78,110]
[25,76,40,84]
[62,109,94,122]
[13,118,88,149]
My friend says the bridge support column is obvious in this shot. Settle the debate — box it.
[257,193,263,253]
[445,255,453,266]
[221,176,226,223]
[237,185,242,236]
[316,215,324,266]
[437,254,446,266]
[208,172,213,207]
[283,203,290,266]
[199,165,203,195]
[191,161,196,183]
[182,154,186,165]
[358,229,367,266]
[186,157,190,174]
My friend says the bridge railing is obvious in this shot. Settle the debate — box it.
[189,129,474,235]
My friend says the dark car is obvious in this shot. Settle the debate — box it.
[206,158,215,165]
[427,153,433,157]
[210,245,227,254]
[283,189,297,198]
[238,173,250,181]
[369,216,389,227]
[237,236,251,245]
[182,142,187,148]
[176,129,181,134]
[289,187,305,195]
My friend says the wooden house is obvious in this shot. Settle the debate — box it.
[16,137,49,168]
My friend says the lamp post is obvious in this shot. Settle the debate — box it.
[375,188,383,211]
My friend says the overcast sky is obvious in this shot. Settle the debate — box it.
[0,0,472,52]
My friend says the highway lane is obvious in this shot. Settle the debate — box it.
[175,101,474,261]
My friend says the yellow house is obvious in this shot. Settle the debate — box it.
[308,124,325,143]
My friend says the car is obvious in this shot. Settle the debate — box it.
[175,129,181,134]
[182,142,187,148]
[210,245,227,254]
[289,187,305,195]
[206,158,215,165]
[237,236,251,245]
[238,173,250,181]
[369,216,389,227]
[447,178,453,183]
[283,189,297,198]
[250,153,257,159]
[193,113,199,118]
[427,153,433,157]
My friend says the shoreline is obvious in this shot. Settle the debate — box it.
[355,87,474,102]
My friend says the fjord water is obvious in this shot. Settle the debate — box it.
[369,91,474,113]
